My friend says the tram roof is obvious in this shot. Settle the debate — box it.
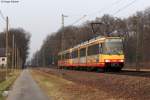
[58,36,122,54]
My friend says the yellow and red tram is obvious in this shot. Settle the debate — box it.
[58,36,124,71]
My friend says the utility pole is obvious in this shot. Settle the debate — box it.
[140,17,144,69]
[58,14,68,69]
[61,14,64,52]
[16,48,19,71]
[42,48,45,67]
[15,45,17,71]
[61,14,68,52]
[135,17,140,71]
[12,34,15,72]
[36,52,39,66]
[5,16,9,80]
[17,48,20,71]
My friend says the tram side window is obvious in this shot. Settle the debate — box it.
[99,43,103,53]
[88,44,99,56]
[80,48,86,57]
[65,53,70,59]
[71,50,78,58]
[58,55,61,60]
[62,54,65,60]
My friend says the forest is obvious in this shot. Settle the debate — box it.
[31,8,150,68]
[0,28,30,68]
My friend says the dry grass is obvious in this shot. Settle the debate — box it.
[0,70,20,100]
[31,69,114,100]
[0,70,6,83]
[0,69,14,83]
[36,68,150,100]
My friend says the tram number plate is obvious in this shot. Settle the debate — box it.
[111,63,119,67]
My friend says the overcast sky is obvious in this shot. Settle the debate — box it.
[0,0,150,59]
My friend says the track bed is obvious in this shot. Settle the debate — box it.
[37,67,150,100]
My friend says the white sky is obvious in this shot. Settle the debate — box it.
[0,0,150,59]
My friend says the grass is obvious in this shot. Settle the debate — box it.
[0,70,6,83]
[31,70,109,100]
[31,70,74,100]
[0,71,20,100]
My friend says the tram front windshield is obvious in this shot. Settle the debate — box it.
[103,39,123,55]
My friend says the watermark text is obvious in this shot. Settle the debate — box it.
[1,0,19,3]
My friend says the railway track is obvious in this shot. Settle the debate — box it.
[38,66,150,78]
[107,70,150,78]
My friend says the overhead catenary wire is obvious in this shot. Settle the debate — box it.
[73,0,139,26]
[0,10,6,22]
[69,0,126,26]
[69,15,87,26]
[88,0,125,17]
[112,0,139,16]
[0,9,10,31]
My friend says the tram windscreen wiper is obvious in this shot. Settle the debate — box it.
[105,49,122,55]
[113,49,120,55]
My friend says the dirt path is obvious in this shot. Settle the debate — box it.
[7,69,50,100]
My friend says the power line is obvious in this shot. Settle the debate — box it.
[112,0,139,16]
[69,0,125,26]
[0,10,6,22]
[65,0,139,26]
[88,0,124,17]
[70,15,87,25]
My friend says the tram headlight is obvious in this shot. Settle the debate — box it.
[119,60,124,62]
[105,59,110,62]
